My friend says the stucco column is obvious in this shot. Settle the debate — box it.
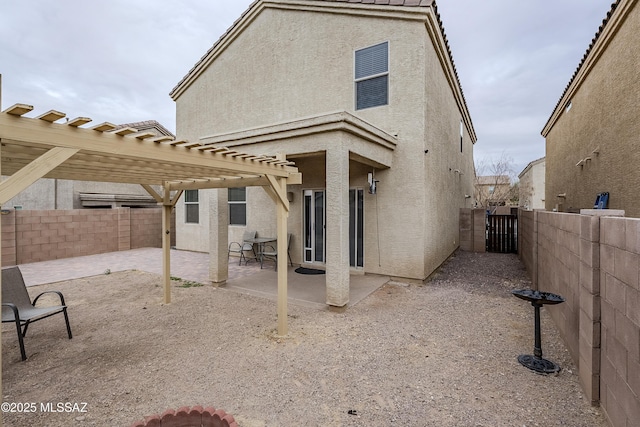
[209,189,229,285]
[325,145,350,306]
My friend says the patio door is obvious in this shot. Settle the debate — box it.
[349,188,364,268]
[304,190,325,263]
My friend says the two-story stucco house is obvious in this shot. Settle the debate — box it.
[518,157,545,210]
[170,0,476,306]
[542,0,639,216]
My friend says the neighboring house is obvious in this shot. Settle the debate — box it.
[518,157,545,210]
[541,0,639,216]
[170,0,477,306]
[2,120,172,210]
[474,175,512,208]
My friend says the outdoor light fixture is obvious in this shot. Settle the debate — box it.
[368,172,379,195]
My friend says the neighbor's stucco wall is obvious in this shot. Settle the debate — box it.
[545,2,640,216]
[2,178,56,210]
[2,178,160,210]
[519,159,546,210]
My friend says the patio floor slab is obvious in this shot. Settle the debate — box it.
[15,248,389,309]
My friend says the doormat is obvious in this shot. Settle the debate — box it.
[295,267,326,275]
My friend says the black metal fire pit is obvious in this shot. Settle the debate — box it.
[512,289,565,374]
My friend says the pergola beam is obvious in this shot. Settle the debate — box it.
[0,147,79,204]
[0,113,296,178]
[265,174,290,212]
[166,176,269,191]
[141,184,163,203]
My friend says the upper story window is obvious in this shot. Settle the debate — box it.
[228,187,247,225]
[355,41,389,110]
[460,120,464,153]
[184,190,199,224]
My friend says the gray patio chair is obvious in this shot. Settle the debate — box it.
[227,230,257,265]
[1,266,73,361]
[260,233,293,271]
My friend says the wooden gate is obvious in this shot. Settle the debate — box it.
[487,214,518,253]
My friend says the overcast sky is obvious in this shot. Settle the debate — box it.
[0,0,615,177]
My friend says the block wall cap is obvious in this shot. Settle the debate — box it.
[579,209,625,217]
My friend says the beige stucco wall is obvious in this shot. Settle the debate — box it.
[2,178,158,210]
[173,3,475,281]
[175,189,211,253]
[544,1,640,216]
[422,28,476,275]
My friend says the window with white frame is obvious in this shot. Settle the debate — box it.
[228,187,247,225]
[355,41,389,110]
[184,190,199,224]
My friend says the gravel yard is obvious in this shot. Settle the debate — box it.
[2,250,607,426]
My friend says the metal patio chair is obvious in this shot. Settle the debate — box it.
[1,266,73,361]
[227,230,257,265]
[260,233,293,270]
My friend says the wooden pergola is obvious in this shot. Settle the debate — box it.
[0,102,301,336]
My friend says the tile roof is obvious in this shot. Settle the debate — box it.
[112,120,175,138]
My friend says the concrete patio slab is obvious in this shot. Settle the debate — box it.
[13,248,389,309]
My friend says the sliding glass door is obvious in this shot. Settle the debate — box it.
[349,189,364,268]
[304,190,325,263]
[303,188,363,268]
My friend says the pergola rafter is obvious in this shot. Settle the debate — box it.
[0,102,301,337]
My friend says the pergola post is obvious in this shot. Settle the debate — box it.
[264,170,290,336]
[162,187,172,304]
[276,178,288,336]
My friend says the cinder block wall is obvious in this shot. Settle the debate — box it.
[459,208,472,251]
[14,209,120,264]
[536,212,583,369]
[1,208,170,267]
[1,210,17,266]
[599,217,640,427]
[130,209,177,249]
[517,209,535,276]
[518,209,640,427]
[458,208,486,253]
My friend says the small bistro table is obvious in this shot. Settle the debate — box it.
[244,237,276,264]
